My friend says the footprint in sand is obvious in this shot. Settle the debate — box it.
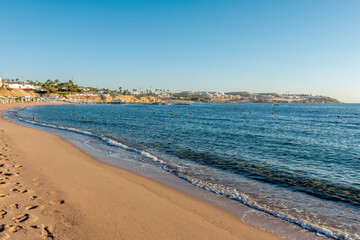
[12,213,29,223]
[29,195,37,201]
[8,225,24,233]
[0,182,7,187]
[10,204,19,209]
[0,194,9,198]
[0,177,8,182]
[49,199,65,205]
[10,188,27,194]
[41,226,54,240]
[0,210,6,219]
[26,205,39,210]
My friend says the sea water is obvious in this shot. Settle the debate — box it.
[5,103,360,240]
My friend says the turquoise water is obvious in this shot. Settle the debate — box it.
[13,103,360,239]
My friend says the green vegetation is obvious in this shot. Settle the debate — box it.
[42,79,80,93]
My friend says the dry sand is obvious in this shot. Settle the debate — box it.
[0,103,281,240]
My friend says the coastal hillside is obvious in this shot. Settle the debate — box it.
[0,87,163,104]
[173,91,341,103]
[0,79,341,104]
[0,88,39,98]
[0,87,340,104]
[64,93,164,104]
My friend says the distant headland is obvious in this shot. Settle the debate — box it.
[0,78,340,104]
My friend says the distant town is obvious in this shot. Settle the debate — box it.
[0,78,340,104]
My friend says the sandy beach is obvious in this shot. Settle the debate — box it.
[0,103,281,240]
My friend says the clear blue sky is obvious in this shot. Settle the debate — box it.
[1,0,359,102]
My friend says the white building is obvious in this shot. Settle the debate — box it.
[4,82,42,90]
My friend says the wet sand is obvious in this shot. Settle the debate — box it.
[0,103,281,240]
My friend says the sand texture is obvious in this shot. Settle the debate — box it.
[0,103,281,240]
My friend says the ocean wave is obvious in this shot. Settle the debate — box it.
[19,118,167,166]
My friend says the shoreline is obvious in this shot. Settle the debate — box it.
[0,102,282,239]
